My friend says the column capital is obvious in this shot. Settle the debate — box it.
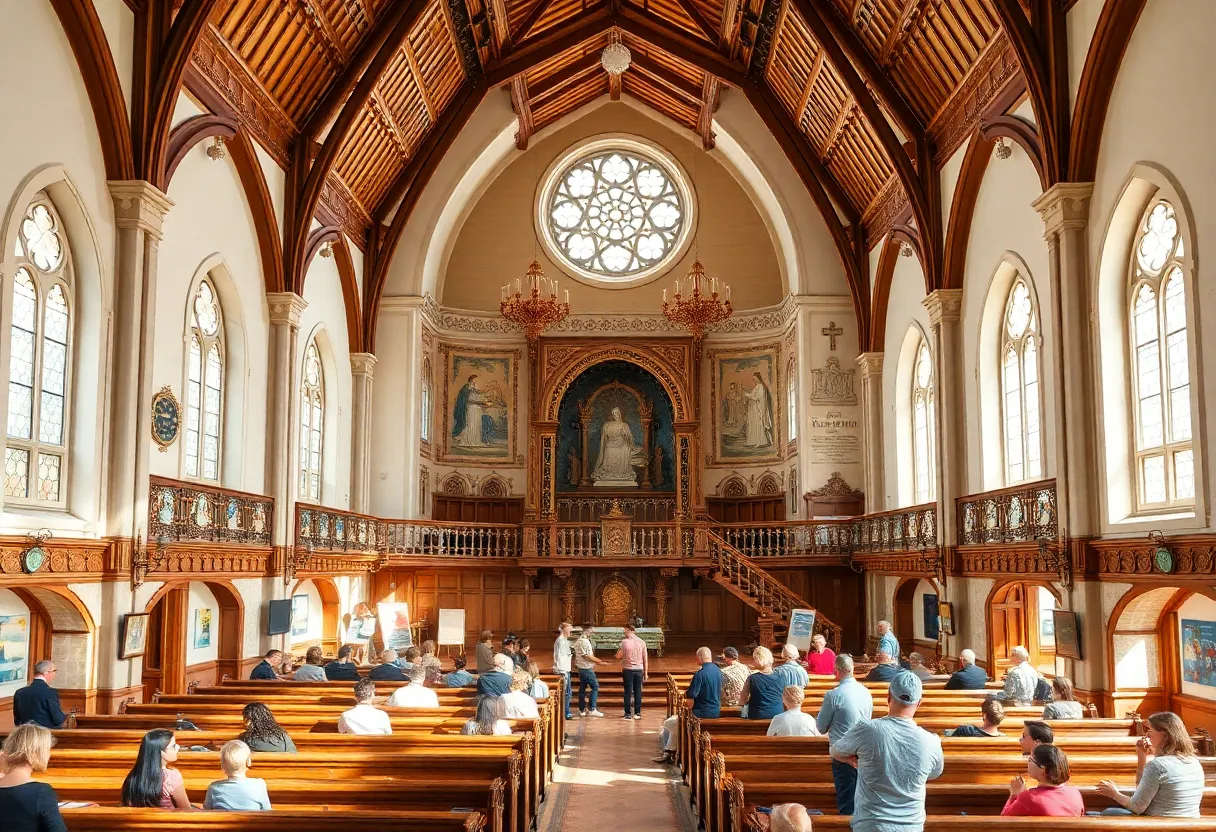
[266,292,308,326]
[350,352,378,377]
[1032,182,1094,237]
[108,180,174,240]
[856,352,884,378]
[922,289,963,326]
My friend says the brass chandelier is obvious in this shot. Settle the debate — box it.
[661,259,732,340]
[500,260,571,342]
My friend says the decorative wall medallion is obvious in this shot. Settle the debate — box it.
[1154,545,1174,574]
[151,386,181,452]
[22,545,45,573]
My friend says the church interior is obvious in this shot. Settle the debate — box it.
[1,0,1215,829]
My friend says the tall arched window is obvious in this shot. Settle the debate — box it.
[420,357,432,444]
[786,361,797,442]
[912,339,935,504]
[1001,279,1042,484]
[184,279,224,481]
[1129,199,1193,509]
[299,341,324,502]
[6,197,73,506]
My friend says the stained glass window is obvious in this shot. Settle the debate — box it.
[183,278,223,480]
[912,338,936,504]
[5,196,71,506]
[299,341,324,502]
[1129,199,1193,509]
[1001,279,1042,484]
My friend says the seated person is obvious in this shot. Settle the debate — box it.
[462,695,513,735]
[864,651,901,682]
[394,645,420,672]
[656,647,721,764]
[740,647,784,720]
[1041,676,1084,720]
[803,634,836,677]
[948,698,1004,737]
[293,647,327,682]
[501,670,541,719]
[1003,744,1084,816]
[120,729,191,809]
[944,648,988,690]
[203,740,272,811]
[445,655,476,688]
[324,645,361,681]
[1097,711,1203,817]
[773,644,809,690]
[388,665,440,708]
[0,723,67,831]
[907,652,934,681]
[1019,721,1053,755]
[767,685,821,737]
[719,647,751,710]
[369,649,407,682]
[419,640,442,674]
[501,636,520,671]
[526,661,550,700]
[477,653,514,698]
[771,802,814,832]
[238,702,297,753]
[338,678,392,735]
[993,646,1040,704]
[249,649,285,681]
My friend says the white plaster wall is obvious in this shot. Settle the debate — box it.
[1066,0,1107,110]
[0,588,31,698]
[881,255,930,508]
[301,254,354,509]
[92,0,134,118]
[957,576,995,664]
[232,577,281,659]
[290,580,324,646]
[171,92,205,129]
[940,138,970,233]
[186,581,219,666]
[1178,593,1216,699]
[370,303,423,518]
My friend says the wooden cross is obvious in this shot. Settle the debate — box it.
[821,321,843,351]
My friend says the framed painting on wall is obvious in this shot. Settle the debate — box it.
[709,343,782,464]
[937,602,954,636]
[119,613,150,659]
[193,608,212,650]
[291,594,309,637]
[0,610,29,686]
[439,344,520,465]
[1052,609,1082,659]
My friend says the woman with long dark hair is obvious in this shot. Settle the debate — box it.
[461,695,512,736]
[120,729,191,809]
[238,703,297,753]
[1040,677,1083,720]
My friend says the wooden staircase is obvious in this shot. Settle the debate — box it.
[706,530,843,650]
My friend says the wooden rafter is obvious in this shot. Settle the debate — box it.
[823,99,857,162]
[527,52,603,102]
[486,7,614,85]
[609,71,622,100]
[487,0,513,55]
[369,89,410,155]
[671,0,721,44]
[616,7,748,86]
[631,58,704,103]
[719,0,740,56]
[513,0,559,43]
[300,0,351,66]
[511,75,535,149]
[402,40,437,121]
[697,75,719,150]
[794,49,825,129]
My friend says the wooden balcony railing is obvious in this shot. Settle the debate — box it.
[295,503,382,555]
[715,520,854,558]
[543,522,686,558]
[850,503,937,554]
[148,476,273,546]
[957,478,1058,546]
[382,518,521,558]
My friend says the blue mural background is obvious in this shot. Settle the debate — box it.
[557,360,675,492]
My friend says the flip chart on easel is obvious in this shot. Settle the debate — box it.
[437,609,465,647]
[377,602,413,651]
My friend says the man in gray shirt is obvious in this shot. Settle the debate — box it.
[815,654,873,814]
[831,671,943,832]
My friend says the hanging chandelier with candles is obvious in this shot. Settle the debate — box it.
[661,259,732,339]
[500,260,571,341]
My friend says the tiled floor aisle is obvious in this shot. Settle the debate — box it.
[543,708,692,832]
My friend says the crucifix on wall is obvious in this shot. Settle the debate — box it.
[821,321,843,351]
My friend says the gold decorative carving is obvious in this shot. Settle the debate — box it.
[539,342,692,422]
[598,576,633,626]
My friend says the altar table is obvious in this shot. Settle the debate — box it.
[588,627,665,656]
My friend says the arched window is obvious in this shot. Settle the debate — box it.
[912,338,935,504]
[1129,200,1192,509]
[184,279,224,480]
[420,357,432,444]
[1001,279,1042,484]
[786,362,797,442]
[299,341,324,502]
[6,197,73,506]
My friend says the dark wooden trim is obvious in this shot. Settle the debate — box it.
[980,114,1048,190]
[485,7,615,86]
[940,130,993,291]
[165,113,237,180]
[512,0,558,43]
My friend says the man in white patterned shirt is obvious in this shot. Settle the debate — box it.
[994,645,1040,704]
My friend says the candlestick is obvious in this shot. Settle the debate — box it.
[564,289,569,304]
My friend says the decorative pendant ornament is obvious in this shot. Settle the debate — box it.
[600,40,631,76]
[151,386,181,452]
[1149,530,1173,573]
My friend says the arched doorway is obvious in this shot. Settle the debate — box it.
[290,577,340,655]
[986,581,1060,677]
[892,577,941,661]
[141,581,243,698]
[4,585,96,719]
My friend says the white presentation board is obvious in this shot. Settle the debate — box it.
[786,608,817,653]
[437,608,466,646]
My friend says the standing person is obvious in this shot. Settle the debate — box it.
[293,647,327,682]
[944,649,988,690]
[719,647,752,710]
[767,686,821,737]
[324,645,360,681]
[739,646,784,720]
[876,620,900,662]
[773,644,809,690]
[1002,745,1085,817]
[445,656,476,688]
[338,679,392,735]
[476,630,496,674]
[816,654,874,815]
[994,646,1041,704]
[11,662,65,729]
[656,647,721,763]
[1096,711,1203,817]
[387,666,440,708]
[238,703,297,753]
[249,650,285,681]
[202,740,272,811]
[830,672,944,832]
[120,729,192,809]
[574,623,606,717]
[615,623,648,720]
[552,622,575,720]
[1041,677,1084,719]
[0,723,67,832]
[804,634,837,676]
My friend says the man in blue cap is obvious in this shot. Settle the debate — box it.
[830,670,943,832]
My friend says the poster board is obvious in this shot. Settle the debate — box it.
[438,609,466,647]
[786,608,817,653]
[377,602,413,652]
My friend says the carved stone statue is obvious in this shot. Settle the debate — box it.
[592,407,645,487]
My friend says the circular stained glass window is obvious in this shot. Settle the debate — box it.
[538,137,694,286]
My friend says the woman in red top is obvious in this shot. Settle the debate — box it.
[803,634,837,676]
[1002,744,1085,816]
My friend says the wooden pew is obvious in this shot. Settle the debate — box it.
[60,808,486,832]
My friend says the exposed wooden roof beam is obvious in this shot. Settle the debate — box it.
[528,52,603,102]
[487,0,513,54]
[697,75,720,150]
[609,71,622,100]
[486,7,613,85]
[511,75,535,149]
[446,0,486,80]
[370,89,410,155]
[616,7,748,86]
[794,49,826,130]
[670,0,721,44]
[402,40,437,121]
[719,0,740,56]
[744,0,783,80]
[631,58,704,103]
[823,99,857,162]
[513,0,559,43]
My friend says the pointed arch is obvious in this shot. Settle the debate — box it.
[302,227,363,354]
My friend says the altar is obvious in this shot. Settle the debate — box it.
[588,627,665,656]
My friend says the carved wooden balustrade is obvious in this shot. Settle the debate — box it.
[381,518,521,558]
[715,519,854,558]
[850,503,938,554]
[148,476,273,546]
[295,503,383,555]
[957,478,1058,545]
[538,522,688,558]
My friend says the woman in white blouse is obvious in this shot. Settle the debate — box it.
[1097,712,1203,817]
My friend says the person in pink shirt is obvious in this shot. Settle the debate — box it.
[804,633,837,676]
[1002,744,1085,816]
[615,623,649,719]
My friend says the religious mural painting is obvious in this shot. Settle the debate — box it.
[1181,619,1216,687]
[710,343,781,464]
[440,344,520,465]
[0,609,29,691]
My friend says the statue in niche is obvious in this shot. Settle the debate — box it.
[592,407,646,487]
[566,447,581,487]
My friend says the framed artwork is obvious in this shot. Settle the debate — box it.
[193,608,213,650]
[151,386,181,452]
[709,343,782,464]
[120,613,150,659]
[439,345,520,465]
[0,611,29,689]
[923,593,940,641]
[1052,609,1082,659]
[291,594,309,637]
[1182,619,1216,688]
[937,601,954,636]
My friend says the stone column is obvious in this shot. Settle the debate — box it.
[106,181,173,545]
[264,293,308,554]
[856,352,884,512]
[1032,184,1097,540]
[349,353,377,514]
[923,290,964,547]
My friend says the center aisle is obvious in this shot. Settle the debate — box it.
[540,680,694,832]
